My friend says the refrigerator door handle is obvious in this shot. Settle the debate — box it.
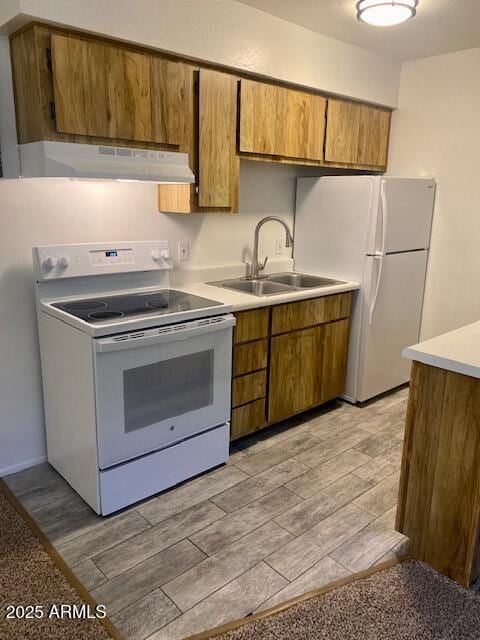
[368,181,387,325]
[379,179,388,255]
[368,254,384,325]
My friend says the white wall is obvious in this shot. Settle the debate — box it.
[0,160,317,475]
[0,0,400,107]
[388,48,480,339]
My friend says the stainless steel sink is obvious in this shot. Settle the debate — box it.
[207,278,295,296]
[265,272,345,288]
[207,272,347,297]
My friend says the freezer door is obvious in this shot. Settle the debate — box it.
[380,178,436,253]
[295,176,376,281]
[356,250,428,402]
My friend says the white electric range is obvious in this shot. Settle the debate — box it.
[33,241,235,515]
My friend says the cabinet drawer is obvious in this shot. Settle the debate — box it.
[232,371,267,408]
[272,293,352,335]
[231,399,266,440]
[233,339,268,377]
[234,308,270,344]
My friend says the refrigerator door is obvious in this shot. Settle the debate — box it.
[356,250,428,402]
[367,178,435,254]
[295,176,377,280]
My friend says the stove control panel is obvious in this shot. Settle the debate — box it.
[33,241,172,280]
[90,248,134,267]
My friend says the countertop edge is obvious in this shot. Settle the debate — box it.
[402,320,480,380]
[402,347,480,380]
[174,281,360,312]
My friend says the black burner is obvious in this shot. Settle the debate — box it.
[63,300,107,312]
[52,289,221,323]
[145,296,170,309]
[88,310,125,320]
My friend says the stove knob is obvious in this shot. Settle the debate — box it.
[43,256,57,269]
[152,249,170,261]
[58,255,70,268]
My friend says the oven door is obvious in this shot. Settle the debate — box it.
[93,315,235,469]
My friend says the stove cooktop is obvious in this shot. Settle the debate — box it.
[52,289,222,324]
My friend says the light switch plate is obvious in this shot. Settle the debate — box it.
[275,238,284,255]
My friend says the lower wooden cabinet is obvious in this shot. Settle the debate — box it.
[232,371,267,408]
[230,293,352,441]
[231,399,266,440]
[232,339,268,377]
[269,326,324,424]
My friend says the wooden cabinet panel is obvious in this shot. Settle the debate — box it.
[325,98,390,169]
[358,104,391,168]
[51,33,152,142]
[234,308,270,344]
[271,293,352,335]
[269,316,351,424]
[269,326,324,424]
[239,80,277,155]
[320,319,350,402]
[397,362,480,586]
[198,69,239,208]
[275,88,326,161]
[150,57,190,145]
[239,79,326,161]
[231,399,266,440]
[233,339,268,377]
[232,371,267,408]
[324,99,361,165]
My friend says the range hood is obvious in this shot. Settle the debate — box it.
[18,141,195,183]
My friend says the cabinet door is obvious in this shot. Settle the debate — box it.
[324,98,361,165]
[239,80,277,155]
[320,319,350,402]
[51,33,152,142]
[198,69,239,208]
[269,326,324,424]
[357,104,391,168]
[150,57,190,145]
[239,80,326,161]
[275,87,326,161]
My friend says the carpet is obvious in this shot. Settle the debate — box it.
[207,561,480,640]
[0,482,122,640]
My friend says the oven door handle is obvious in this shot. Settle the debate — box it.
[94,314,236,353]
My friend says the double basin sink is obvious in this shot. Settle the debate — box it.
[208,272,346,297]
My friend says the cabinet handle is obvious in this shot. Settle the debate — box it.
[49,101,56,120]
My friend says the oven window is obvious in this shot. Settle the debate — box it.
[123,350,214,433]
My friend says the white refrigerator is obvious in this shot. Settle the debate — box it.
[294,176,436,403]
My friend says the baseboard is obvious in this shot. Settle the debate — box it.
[0,454,48,478]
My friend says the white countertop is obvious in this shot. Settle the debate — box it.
[403,320,480,380]
[175,279,360,312]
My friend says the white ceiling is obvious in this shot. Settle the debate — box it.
[236,0,480,61]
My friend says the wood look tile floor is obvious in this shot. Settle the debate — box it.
[4,387,409,640]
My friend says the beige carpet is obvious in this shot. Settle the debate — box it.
[0,483,122,640]
[211,561,480,640]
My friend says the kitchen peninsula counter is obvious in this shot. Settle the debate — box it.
[396,321,480,586]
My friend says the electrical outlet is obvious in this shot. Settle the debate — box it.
[275,238,284,255]
[178,241,190,261]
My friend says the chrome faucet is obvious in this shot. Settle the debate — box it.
[247,216,294,280]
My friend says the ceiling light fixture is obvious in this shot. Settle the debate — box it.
[356,0,418,27]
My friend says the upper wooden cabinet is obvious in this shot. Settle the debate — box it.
[51,34,153,143]
[10,23,393,216]
[239,79,326,162]
[51,33,189,145]
[11,26,190,147]
[325,98,391,169]
[198,69,239,208]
